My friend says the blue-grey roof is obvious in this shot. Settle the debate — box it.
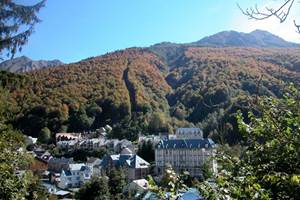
[142,191,158,200]
[62,164,89,176]
[156,138,215,149]
[101,154,149,169]
[179,188,204,200]
[49,157,74,164]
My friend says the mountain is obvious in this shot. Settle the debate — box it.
[191,30,300,48]
[0,56,63,73]
[1,30,300,145]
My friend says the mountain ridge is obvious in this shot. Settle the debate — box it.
[191,29,300,48]
[151,29,300,49]
[1,30,300,145]
[0,56,63,73]
[1,29,299,74]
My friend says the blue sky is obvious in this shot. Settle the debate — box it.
[14,0,300,63]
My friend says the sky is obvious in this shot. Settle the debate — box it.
[13,0,300,63]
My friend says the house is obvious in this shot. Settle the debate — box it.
[114,139,135,153]
[49,172,61,184]
[105,139,135,153]
[175,128,203,139]
[56,140,78,151]
[86,157,102,176]
[25,136,37,145]
[105,139,119,151]
[42,182,71,198]
[36,151,53,163]
[48,157,74,173]
[138,135,161,145]
[101,151,150,181]
[105,124,112,132]
[123,179,149,195]
[78,138,105,150]
[56,132,81,142]
[33,147,47,157]
[58,163,92,189]
[30,150,52,175]
[155,138,217,177]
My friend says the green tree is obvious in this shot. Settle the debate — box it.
[0,125,48,200]
[38,127,51,144]
[202,85,300,199]
[108,168,126,196]
[75,176,110,200]
[202,161,213,181]
[235,85,300,199]
[148,165,188,200]
[0,0,45,58]
[148,112,168,133]
[68,106,94,132]
[110,116,140,141]
[137,140,155,162]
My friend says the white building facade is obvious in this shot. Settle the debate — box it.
[155,138,217,177]
[58,164,92,189]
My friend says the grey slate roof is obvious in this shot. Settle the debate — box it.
[49,157,74,164]
[101,154,149,169]
[156,138,216,149]
[62,163,89,176]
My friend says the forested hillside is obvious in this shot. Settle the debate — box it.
[1,44,300,144]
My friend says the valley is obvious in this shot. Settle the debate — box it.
[1,31,300,145]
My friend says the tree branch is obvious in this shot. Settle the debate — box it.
[238,0,299,33]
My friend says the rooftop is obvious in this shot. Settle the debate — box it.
[102,154,150,169]
[156,138,215,149]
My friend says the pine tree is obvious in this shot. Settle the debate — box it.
[0,0,45,59]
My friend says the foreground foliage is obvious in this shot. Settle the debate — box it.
[147,86,299,199]
[203,85,300,199]
[0,88,47,200]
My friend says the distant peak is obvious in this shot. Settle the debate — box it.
[0,56,63,73]
[250,29,274,36]
[251,29,268,33]
[18,56,31,61]
[191,29,300,48]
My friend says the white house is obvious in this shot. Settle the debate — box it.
[58,163,92,189]
[101,151,150,181]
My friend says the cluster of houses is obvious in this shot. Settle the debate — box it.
[27,126,216,199]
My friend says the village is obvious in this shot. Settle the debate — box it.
[24,126,217,199]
